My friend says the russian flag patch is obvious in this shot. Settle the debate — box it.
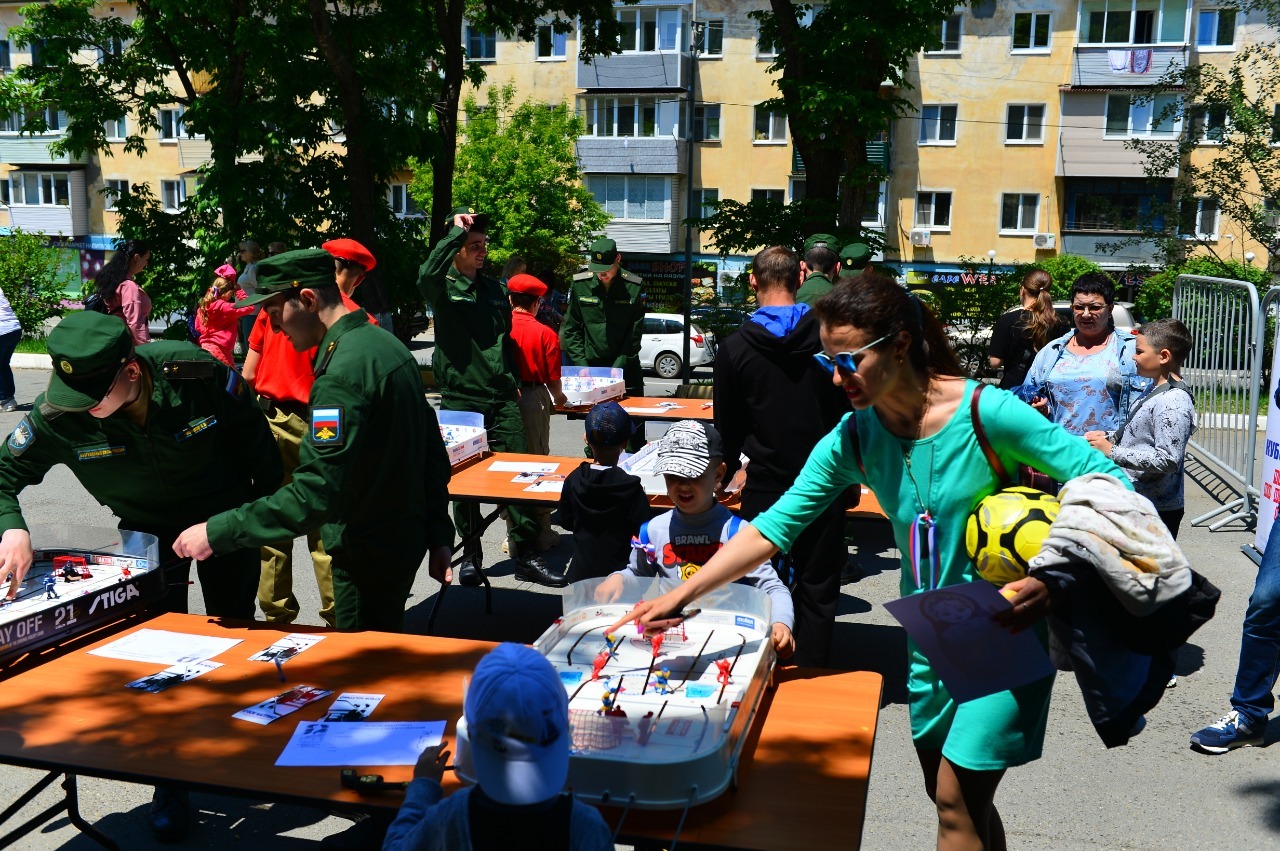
[310,407,343,445]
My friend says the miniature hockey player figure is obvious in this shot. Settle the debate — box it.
[652,667,672,695]
[43,574,59,599]
[121,566,131,579]
[604,631,622,658]
[599,687,616,715]
[716,659,733,686]
[591,650,610,681]
[650,632,664,659]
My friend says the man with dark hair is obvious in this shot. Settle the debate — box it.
[796,234,841,306]
[416,209,551,585]
[713,244,852,667]
[174,249,454,633]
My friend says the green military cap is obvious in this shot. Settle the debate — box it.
[838,243,873,275]
[235,248,335,308]
[803,233,840,254]
[587,237,619,272]
[445,204,489,232]
[46,311,135,412]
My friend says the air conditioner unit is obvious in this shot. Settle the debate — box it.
[910,229,931,247]
[1033,232,1056,249]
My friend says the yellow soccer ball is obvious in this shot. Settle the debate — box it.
[964,486,1060,586]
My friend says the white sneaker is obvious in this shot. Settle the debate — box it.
[0,398,15,412]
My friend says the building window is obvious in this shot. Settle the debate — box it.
[1179,197,1220,238]
[693,104,720,141]
[536,24,567,59]
[465,25,496,62]
[1012,12,1051,50]
[0,41,10,71]
[388,183,421,217]
[756,6,814,58]
[157,107,184,140]
[1000,193,1040,232]
[28,39,46,66]
[695,188,718,219]
[11,172,70,206]
[104,116,127,141]
[1197,9,1237,48]
[753,106,786,142]
[588,175,671,221]
[0,181,8,206]
[863,181,887,227]
[1194,105,1230,142]
[1105,93,1179,137]
[918,104,957,144]
[104,179,129,211]
[701,19,724,56]
[582,96,682,138]
[916,191,952,229]
[160,179,186,212]
[617,7,683,53]
[927,14,962,53]
[0,111,20,133]
[790,178,807,202]
[751,189,785,204]
[97,36,124,63]
[1006,104,1045,143]
[1081,0,1192,45]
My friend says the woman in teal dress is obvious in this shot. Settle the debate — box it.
[619,273,1128,850]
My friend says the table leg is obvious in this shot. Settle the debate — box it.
[0,771,118,850]
[425,504,504,634]
[63,774,118,850]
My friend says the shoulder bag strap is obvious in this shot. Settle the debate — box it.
[1114,379,1178,444]
[969,384,1013,487]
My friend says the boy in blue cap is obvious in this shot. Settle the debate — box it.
[553,401,651,583]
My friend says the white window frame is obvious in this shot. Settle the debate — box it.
[104,178,129,211]
[104,116,127,142]
[1005,103,1046,144]
[1104,93,1180,138]
[1011,11,1052,52]
[160,179,186,212]
[693,103,720,141]
[926,13,962,54]
[157,106,184,141]
[10,171,70,206]
[536,23,567,60]
[999,192,1040,233]
[753,105,787,144]
[700,18,724,58]
[0,110,21,134]
[587,175,672,222]
[617,6,684,54]
[789,177,807,203]
[465,24,496,62]
[915,190,953,230]
[695,187,718,219]
[581,96,682,139]
[1196,8,1237,50]
[1196,104,1231,143]
[862,180,887,227]
[387,183,421,217]
[1179,196,1220,239]
[751,188,786,204]
[918,104,958,145]
[756,6,815,58]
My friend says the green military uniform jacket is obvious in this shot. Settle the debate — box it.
[559,269,645,369]
[0,342,281,534]
[796,272,835,307]
[416,227,519,406]
[207,311,453,564]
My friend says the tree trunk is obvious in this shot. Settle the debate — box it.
[430,0,467,243]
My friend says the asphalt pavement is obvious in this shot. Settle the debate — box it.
[0,361,1276,850]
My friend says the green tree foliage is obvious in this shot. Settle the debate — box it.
[410,84,608,282]
[694,0,963,253]
[1135,256,1269,322]
[1025,254,1106,301]
[0,230,71,335]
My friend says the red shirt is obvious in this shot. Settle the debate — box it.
[509,309,562,384]
[247,294,378,405]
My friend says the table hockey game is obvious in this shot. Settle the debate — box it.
[457,578,776,812]
[0,526,162,669]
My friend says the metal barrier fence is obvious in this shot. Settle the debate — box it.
[1173,275,1262,529]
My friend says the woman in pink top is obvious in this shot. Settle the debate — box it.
[94,240,153,345]
[194,264,253,366]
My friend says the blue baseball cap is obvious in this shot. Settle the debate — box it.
[584,400,635,447]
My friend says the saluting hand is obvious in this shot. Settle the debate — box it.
[172,523,214,561]
[453,213,475,231]
[0,528,34,600]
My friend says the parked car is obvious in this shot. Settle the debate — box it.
[639,313,716,379]
[690,306,750,343]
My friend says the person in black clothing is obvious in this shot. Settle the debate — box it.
[713,245,852,667]
[553,401,651,582]
[988,268,1068,389]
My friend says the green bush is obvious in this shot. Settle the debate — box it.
[1025,254,1105,301]
[1134,257,1269,321]
[0,229,72,335]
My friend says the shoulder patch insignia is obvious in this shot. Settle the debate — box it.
[310,406,343,445]
[572,271,594,282]
[7,417,34,456]
[621,270,643,284]
[224,369,247,400]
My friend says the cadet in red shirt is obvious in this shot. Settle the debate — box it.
[508,273,568,562]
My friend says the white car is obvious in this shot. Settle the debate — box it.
[639,313,716,379]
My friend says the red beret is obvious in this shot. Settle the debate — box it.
[506,273,547,298]
[322,238,377,272]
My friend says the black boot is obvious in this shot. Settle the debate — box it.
[456,553,483,587]
[149,784,191,843]
[513,546,567,588]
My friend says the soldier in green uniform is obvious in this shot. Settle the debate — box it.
[0,309,282,842]
[416,210,563,587]
[796,233,841,307]
[173,249,455,631]
[560,237,646,451]
[838,242,873,278]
